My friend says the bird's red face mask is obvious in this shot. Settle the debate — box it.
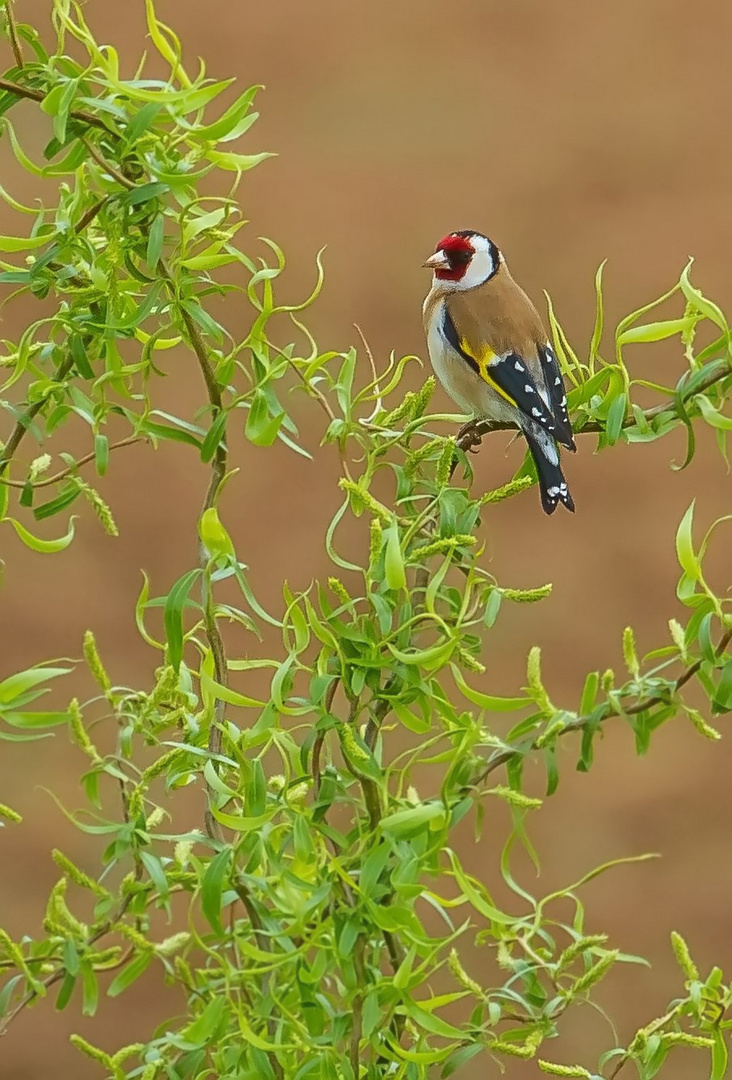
[422,233,474,281]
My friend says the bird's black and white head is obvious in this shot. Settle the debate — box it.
[422,230,501,291]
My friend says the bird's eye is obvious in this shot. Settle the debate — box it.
[451,249,472,265]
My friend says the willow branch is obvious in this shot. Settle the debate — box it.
[0,76,114,132]
[156,263,229,836]
[4,1,24,69]
[233,881,285,1080]
[471,629,732,787]
[0,355,75,475]
[464,357,730,441]
[0,435,144,488]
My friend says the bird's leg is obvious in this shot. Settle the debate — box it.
[456,418,484,454]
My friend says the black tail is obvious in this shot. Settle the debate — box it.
[524,428,575,515]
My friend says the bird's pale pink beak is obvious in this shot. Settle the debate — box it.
[422,250,450,271]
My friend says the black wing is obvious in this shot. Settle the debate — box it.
[442,307,558,434]
[539,344,575,450]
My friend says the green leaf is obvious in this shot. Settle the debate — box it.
[384,520,406,591]
[245,392,284,447]
[198,507,234,560]
[201,848,232,935]
[380,803,446,838]
[182,995,228,1047]
[120,181,170,206]
[617,318,696,345]
[711,1029,728,1080]
[107,951,153,997]
[5,515,76,552]
[605,393,627,445]
[193,84,262,142]
[0,666,72,706]
[675,502,700,580]
[451,665,530,712]
[163,568,202,671]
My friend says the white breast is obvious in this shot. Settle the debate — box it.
[423,296,517,424]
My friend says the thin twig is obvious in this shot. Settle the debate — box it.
[0,76,114,133]
[464,357,731,442]
[155,262,229,838]
[0,435,144,488]
[233,881,285,1080]
[82,137,135,190]
[5,1,24,69]
[0,355,75,475]
[312,676,340,797]
[471,629,732,787]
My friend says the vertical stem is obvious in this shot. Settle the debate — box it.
[4,0,24,69]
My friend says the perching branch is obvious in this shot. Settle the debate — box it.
[0,76,115,133]
[460,356,731,445]
[471,628,732,788]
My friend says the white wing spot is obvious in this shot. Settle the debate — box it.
[554,376,562,386]
[515,360,523,371]
[561,395,567,404]
[547,486,561,497]
[524,384,535,394]
[531,407,542,418]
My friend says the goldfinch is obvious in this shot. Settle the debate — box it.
[422,230,576,514]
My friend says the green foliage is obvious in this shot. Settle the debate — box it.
[1,3,731,1079]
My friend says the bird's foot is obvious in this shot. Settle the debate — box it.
[456,419,484,454]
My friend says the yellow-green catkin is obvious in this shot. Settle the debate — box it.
[52,849,109,898]
[685,706,721,741]
[538,1061,592,1078]
[381,391,417,428]
[155,932,191,957]
[328,577,352,607]
[408,534,476,562]
[0,928,28,969]
[338,477,391,523]
[369,517,383,567]
[622,625,639,678]
[435,437,456,485]
[114,922,154,952]
[0,802,22,824]
[662,1032,714,1048]
[86,946,123,968]
[411,375,435,418]
[29,453,51,480]
[600,667,615,692]
[448,948,484,997]
[44,879,88,937]
[480,476,533,504]
[405,437,442,476]
[457,645,485,674]
[69,1035,115,1070]
[569,950,619,995]
[668,618,687,659]
[670,930,699,980]
[82,631,112,694]
[502,584,552,603]
[492,1032,540,1059]
[557,934,608,970]
[67,697,101,762]
[527,646,554,714]
[110,1044,145,1068]
[140,747,183,785]
[488,785,542,810]
[75,479,118,536]
[339,724,370,764]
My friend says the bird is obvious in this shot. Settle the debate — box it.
[422,229,576,514]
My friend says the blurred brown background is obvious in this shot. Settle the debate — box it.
[1,1,731,1077]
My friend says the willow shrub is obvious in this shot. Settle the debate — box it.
[0,3,731,1080]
